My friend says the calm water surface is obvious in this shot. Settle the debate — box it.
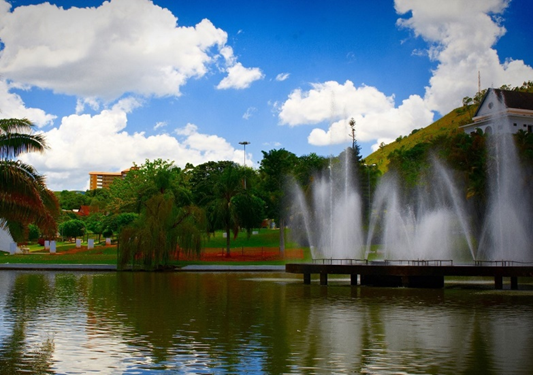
[0,271,532,374]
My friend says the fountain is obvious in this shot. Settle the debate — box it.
[289,96,533,265]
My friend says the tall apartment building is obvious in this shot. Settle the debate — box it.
[89,169,130,190]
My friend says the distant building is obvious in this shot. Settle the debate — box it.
[461,88,533,135]
[89,168,131,190]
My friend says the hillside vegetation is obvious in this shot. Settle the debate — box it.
[364,105,477,173]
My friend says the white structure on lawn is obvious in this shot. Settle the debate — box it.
[461,88,533,135]
[0,227,18,254]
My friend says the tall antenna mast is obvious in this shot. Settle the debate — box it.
[349,118,356,150]
[478,71,481,94]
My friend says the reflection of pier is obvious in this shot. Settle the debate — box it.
[286,260,533,289]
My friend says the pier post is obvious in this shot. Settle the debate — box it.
[320,272,328,285]
[350,274,358,286]
[303,273,311,285]
[494,276,503,290]
[511,276,518,290]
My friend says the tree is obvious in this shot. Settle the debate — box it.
[118,194,205,270]
[259,149,298,253]
[56,190,90,210]
[85,213,106,243]
[199,162,264,256]
[59,219,85,240]
[111,159,206,269]
[109,159,192,213]
[292,153,329,191]
[0,118,60,242]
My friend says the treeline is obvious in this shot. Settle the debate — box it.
[50,147,383,270]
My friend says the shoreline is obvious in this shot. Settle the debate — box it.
[0,263,286,272]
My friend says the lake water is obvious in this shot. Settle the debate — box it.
[0,271,532,374]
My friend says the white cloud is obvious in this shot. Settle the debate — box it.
[275,73,290,82]
[0,0,231,101]
[280,80,433,147]
[243,107,257,120]
[395,0,533,114]
[20,102,247,190]
[153,121,167,130]
[278,0,533,149]
[0,80,56,127]
[217,63,264,90]
[306,94,433,147]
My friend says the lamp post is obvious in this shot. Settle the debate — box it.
[239,141,250,189]
[239,141,250,166]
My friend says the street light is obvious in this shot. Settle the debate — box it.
[239,141,250,166]
[239,141,250,189]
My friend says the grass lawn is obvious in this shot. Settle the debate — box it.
[0,229,313,265]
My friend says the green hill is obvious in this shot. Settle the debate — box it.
[364,105,476,173]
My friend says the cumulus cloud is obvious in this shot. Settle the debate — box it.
[279,81,395,127]
[20,101,246,190]
[277,0,533,150]
[395,0,533,114]
[0,0,249,101]
[0,80,56,127]
[278,80,433,148]
[217,62,264,90]
[280,81,433,147]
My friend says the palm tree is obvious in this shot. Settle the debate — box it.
[0,118,59,241]
[201,163,264,257]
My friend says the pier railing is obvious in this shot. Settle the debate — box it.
[313,259,369,265]
[312,259,454,266]
[474,260,533,267]
[312,259,533,267]
[384,259,454,266]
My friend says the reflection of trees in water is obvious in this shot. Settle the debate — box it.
[0,274,55,374]
[86,272,294,373]
[1,272,532,373]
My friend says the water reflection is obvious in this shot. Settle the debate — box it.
[0,271,532,373]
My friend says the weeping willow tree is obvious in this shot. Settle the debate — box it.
[117,194,205,270]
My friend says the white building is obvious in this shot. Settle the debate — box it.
[461,88,533,135]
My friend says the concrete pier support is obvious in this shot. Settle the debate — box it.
[495,276,503,289]
[303,273,311,285]
[350,274,358,286]
[320,272,328,285]
[511,277,518,290]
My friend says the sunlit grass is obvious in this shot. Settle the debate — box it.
[0,229,310,265]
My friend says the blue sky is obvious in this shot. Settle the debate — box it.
[1,0,532,190]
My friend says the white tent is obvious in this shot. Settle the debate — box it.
[0,227,17,254]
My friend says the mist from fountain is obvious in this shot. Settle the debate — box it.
[365,161,474,262]
[477,98,533,262]
[290,94,531,263]
[290,151,364,259]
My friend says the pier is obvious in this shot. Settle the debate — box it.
[285,260,533,289]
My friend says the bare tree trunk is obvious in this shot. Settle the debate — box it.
[225,227,231,257]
